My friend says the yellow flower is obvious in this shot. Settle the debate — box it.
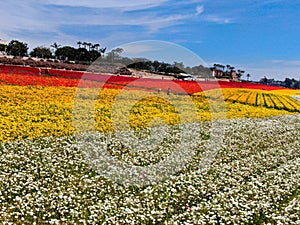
[0,85,299,142]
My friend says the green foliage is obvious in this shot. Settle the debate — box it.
[55,46,101,62]
[88,50,101,62]
[30,46,52,58]
[127,60,201,75]
[211,63,247,80]
[6,40,28,57]
[55,46,78,61]
[184,64,211,76]
[0,44,6,52]
[76,47,90,61]
[106,48,124,63]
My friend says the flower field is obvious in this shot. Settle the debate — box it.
[221,89,300,112]
[0,66,299,224]
[0,84,298,142]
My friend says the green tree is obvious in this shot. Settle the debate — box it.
[6,40,28,57]
[87,43,92,51]
[55,46,77,61]
[89,50,101,61]
[246,73,251,81]
[0,44,7,52]
[284,78,292,88]
[76,47,90,61]
[99,47,106,56]
[107,48,123,63]
[50,42,61,51]
[152,60,160,72]
[236,69,244,80]
[50,42,61,59]
[82,42,88,50]
[93,44,100,51]
[173,61,184,70]
[214,63,225,72]
[30,46,52,58]
[226,64,231,73]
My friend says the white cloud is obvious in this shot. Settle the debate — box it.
[146,14,193,32]
[41,0,168,11]
[0,0,198,49]
[268,59,300,67]
[0,1,56,32]
[0,0,238,52]
[196,5,204,15]
[0,1,193,36]
[204,15,232,24]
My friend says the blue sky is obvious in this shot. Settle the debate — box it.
[1,0,300,81]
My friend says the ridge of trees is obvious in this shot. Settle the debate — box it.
[0,40,106,63]
[0,39,213,77]
[126,60,212,77]
[259,76,300,89]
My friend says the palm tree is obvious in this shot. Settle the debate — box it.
[51,42,61,50]
[224,64,230,76]
[77,41,82,48]
[226,64,231,72]
[100,47,106,56]
[239,70,245,77]
[213,63,224,71]
[50,42,61,58]
[230,66,235,73]
[82,42,88,49]
[246,73,250,81]
[87,43,92,51]
[236,69,244,80]
[94,44,100,51]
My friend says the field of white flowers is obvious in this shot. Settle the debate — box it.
[292,95,300,102]
[0,114,299,224]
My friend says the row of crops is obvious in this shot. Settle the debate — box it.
[1,84,299,143]
[1,113,299,224]
[0,68,299,224]
[220,89,300,112]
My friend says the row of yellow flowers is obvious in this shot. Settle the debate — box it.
[0,85,299,142]
[220,88,300,112]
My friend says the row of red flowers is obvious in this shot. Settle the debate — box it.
[0,65,287,94]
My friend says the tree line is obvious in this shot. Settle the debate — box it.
[0,39,107,63]
[260,77,300,89]
[0,39,212,76]
[1,39,253,79]
[126,60,212,77]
